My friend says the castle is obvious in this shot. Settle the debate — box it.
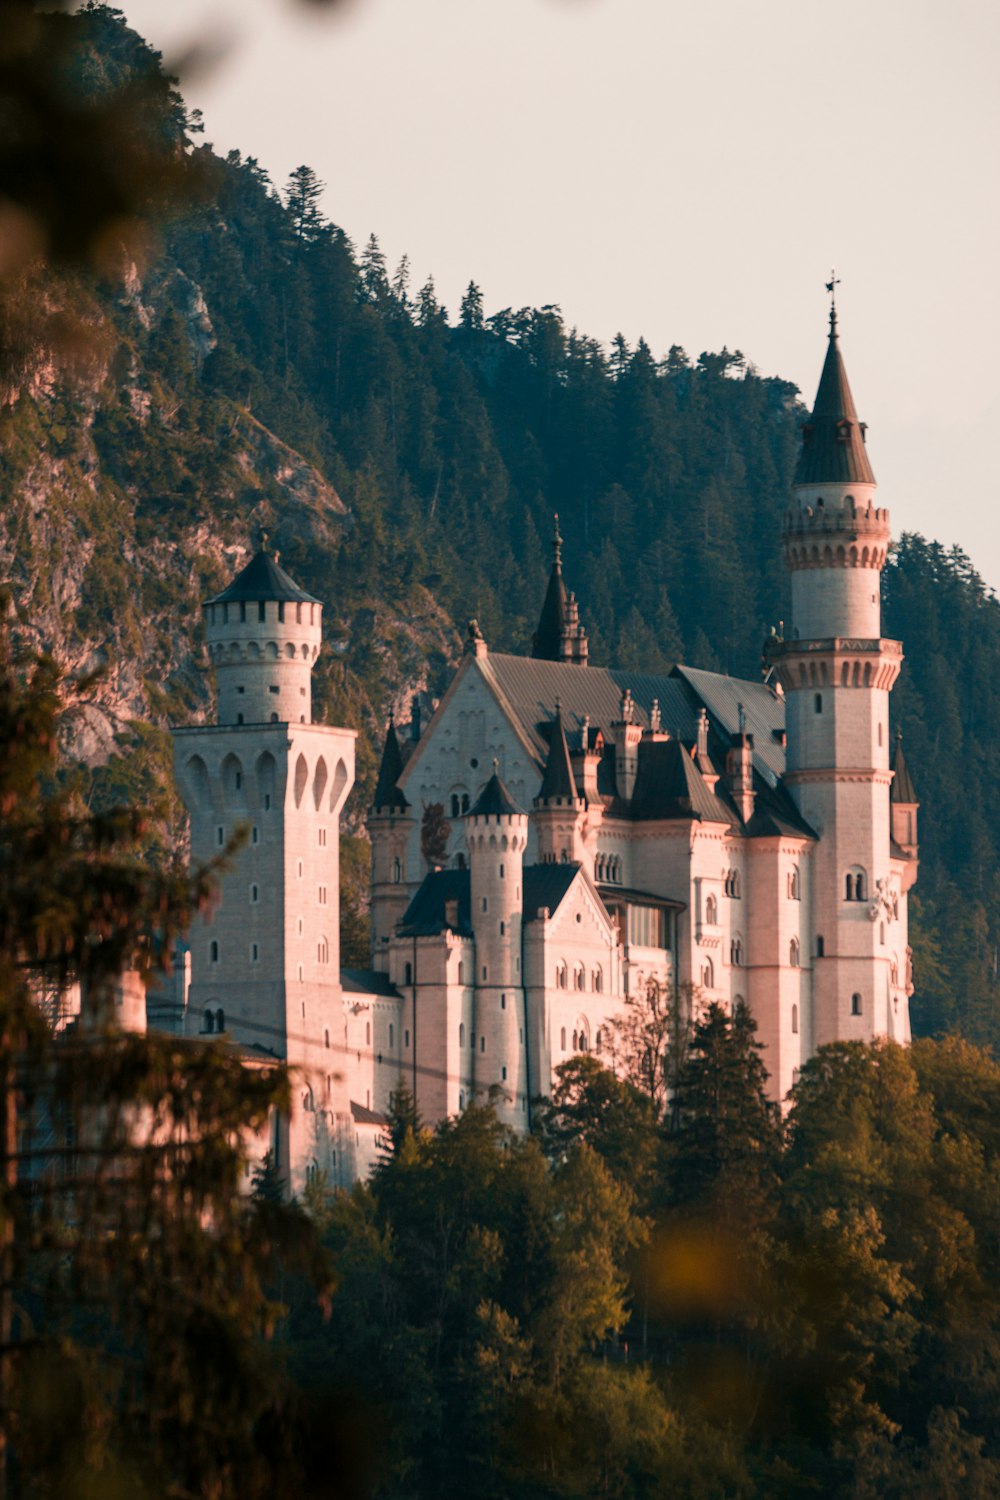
[170,310,919,1191]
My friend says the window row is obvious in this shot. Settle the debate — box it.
[554,962,603,992]
[203,1007,225,1034]
[559,1023,599,1052]
[595,855,623,884]
[209,599,318,626]
[723,870,742,898]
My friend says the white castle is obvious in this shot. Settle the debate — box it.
[170,311,919,1191]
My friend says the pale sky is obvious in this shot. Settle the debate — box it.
[114,0,1000,592]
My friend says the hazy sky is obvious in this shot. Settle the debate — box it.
[116,0,1000,591]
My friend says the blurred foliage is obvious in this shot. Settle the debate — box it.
[283,1007,1000,1498]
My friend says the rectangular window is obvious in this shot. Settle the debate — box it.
[318,829,327,847]
[252,826,259,844]
[216,826,224,847]
[258,601,266,623]
[251,943,259,962]
[626,903,667,949]
[269,684,280,695]
[318,886,327,905]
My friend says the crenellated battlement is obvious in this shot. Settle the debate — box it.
[783,503,891,573]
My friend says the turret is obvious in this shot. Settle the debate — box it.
[890,731,919,890]
[534,703,585,864]
[367,716,414,969]
[203,547,322,727]
[466,764,528,1125]
[612,689,642,803]
[531,516,589,665]
[726,724,755,824]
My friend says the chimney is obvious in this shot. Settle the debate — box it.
[726,716,755,824]
[612,689,642,802]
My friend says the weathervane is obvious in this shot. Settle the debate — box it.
[825,268,841,332]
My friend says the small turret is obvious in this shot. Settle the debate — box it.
[203,547,321,727]
[534,703,585,864]
[890,730,919,889]
[612,688,642,802]
[726,713,755,824]
[531,516,589,665]
[367,716,414,969]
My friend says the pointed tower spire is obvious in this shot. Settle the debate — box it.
[536,702,579,803]
[531,515,589,665]
[794,295,875,486]
[372,717,409,813]
[890,729,917,805]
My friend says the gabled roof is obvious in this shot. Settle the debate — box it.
[794,310,876,487]
[399,863,582,938]
[469,767,526,818]
[205,549,320,606]
[891,734,917,804]
[630,738,733,824]
[536,704,579,803]
[341,968,401,998]
[372,719,409,813]
[350,1101,388,1126]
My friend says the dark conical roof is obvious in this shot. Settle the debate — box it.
[469,764,526,819]
[372,719,409,812]
[891,733,917,804]
[206,549,320,606]
[531,518,570,661]
[794,309,876,487]
[536,704,579,803]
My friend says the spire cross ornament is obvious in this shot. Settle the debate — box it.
[825,268,841,332]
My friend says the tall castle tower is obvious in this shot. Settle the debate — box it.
[172,548,356,1182]
[467,766,529,1127]
[768,305,910,1047]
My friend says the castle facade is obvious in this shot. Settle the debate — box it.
[170,312,918,1191]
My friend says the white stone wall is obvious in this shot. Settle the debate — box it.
[205,597,322,727]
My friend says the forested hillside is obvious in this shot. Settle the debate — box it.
[1,5,998,1041]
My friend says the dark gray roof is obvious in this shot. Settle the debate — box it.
[469,769,527,819]
[483,653,698,765]
[206,550,320,606]
[891,736,917,804]
[400,869,473,937]
[372,720,409,813]
[630,738,733,824]
[743,775,817,840]
[671,664,787,789]
[400,863,580,938]
[794,312,876,487]
[341,968,402,998]
[536,704,579,803]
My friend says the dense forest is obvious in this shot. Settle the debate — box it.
[278,1004,1000,1500]
[1,3,998,1045]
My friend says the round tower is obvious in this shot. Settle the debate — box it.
[466,763,529,1125]
[767,301,908,1049]
[203,548,322,727]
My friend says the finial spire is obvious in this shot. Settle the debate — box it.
[552,513,563,568]
[825,268,841,336]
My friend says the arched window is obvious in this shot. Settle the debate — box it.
[392,858,402,884]
[389,1023,394,1047]
[816,934,825,958]
[573,963,585,991]
[556,961,568,990]
[203,1008,214,1035]
[595,1028,603,1050]
[365,1021,371,1045]
[730,935,743,966]
[404,961,413,985]
[788,866,801,900]
[458,961,464,984]
[324,1028,330,1049]
[851,993,862,1016]
[572,1030,578,1051]
[216,1007,225,1033]
[845,867,867,902]
[791,1003,799,1035]
[593,966,603,994]
[576,1018,590,1052]
[789,937,800,968]
[705,894,718,925]
[560,1026,567,1050]
[728,870,742,899]
[450,794,460,818]
[702,957,714,989]
[318,936,329,964]
[459,1022,465,1047]
[303,1086,314,1113]
[210,940,219,963]
[461,794,470,814]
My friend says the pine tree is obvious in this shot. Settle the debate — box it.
[284,164,327,244]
